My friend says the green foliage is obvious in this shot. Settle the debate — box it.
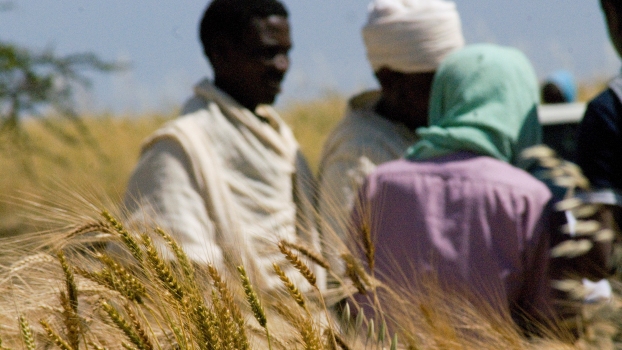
[0,40,124,172]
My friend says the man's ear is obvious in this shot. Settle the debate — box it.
[208,37,232,67]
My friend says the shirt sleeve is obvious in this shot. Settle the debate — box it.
[577,92,622,190]
[122,138,223,264]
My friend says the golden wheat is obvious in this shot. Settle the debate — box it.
[281,240,330,270]
[273,262,308,312]
[0,103,620,349]
[40,319,73,350]
[278,241,317,287]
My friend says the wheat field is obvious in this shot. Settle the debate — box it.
[0,140,616,349]
[0,91,620,349]
[0,95,345,236]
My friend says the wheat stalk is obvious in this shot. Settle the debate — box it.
[237,266,266,328]
[101,210,143,263]
[40,319,73,350]
[366,319,374,346]
[277,243,338,349]
[57,252,78,312]
[121,342,139,350]
[378,319,387,347]
[246,325,289,350]
[0,336,9,350]
[278,242,316,287]
[273,263,308,312]
[167,324,189,350]
[67,221,113,238]
[237,265,271,350]
[297,316,322,350]
[88,341,108,350]
[281,240,330,270]
[142,234,184,301]
[97,253,146,303]
[74,265,141,304]
[361,222,374,272]
[18,316,35,350]
[211,290,237,349]
[57,251,81,350]
[390,333,398,350]
[59,292,81,350]
[101,301,147,350]
[206,264,249,350]
[153,227,195,281]
[7,253,56,275]
[187,299,221,350]
[123,303,153,350]
[341,254,370,294]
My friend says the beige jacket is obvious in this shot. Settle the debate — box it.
[317,90,418,262]
[124,79,320,291]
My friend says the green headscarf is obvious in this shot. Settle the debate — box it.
[405,44,541,164]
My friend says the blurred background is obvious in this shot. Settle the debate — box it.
[0,0,616,114]
[0,0,616,235]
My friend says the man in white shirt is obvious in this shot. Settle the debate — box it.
[123,0,320,291]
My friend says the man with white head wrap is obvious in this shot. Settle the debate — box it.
[363,0,465,73]
[317,0,464,278]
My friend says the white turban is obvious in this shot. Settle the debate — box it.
[362,0,465,73]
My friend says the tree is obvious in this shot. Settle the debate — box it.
[0,40,124,173]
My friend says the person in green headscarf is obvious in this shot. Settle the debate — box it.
[406,43,542,163]
[349,44,555,331]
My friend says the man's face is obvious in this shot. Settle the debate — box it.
[220,15,291,110]
[376,69,436,130]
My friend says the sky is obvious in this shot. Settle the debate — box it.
[1,0,618,114]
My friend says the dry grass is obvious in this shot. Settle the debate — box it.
[0,201,583,350]
[0,176,609,349]
[0,95,620,348]
[0,112,173,236]
[0,97,345,236]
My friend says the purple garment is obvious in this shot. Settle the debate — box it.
[351,151,553,322]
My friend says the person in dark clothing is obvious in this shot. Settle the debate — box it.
[569,0,622,337]
[577,89,622,191]
[576,1,622,271]
[578,0,622,194]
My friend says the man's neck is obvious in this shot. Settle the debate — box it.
[374,99,425,132]
[213,79,258,112]
[212,80,271,123]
